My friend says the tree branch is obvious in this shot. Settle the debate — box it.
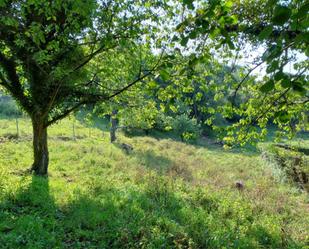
[45,101,87,127]
[46,52,165,127]
[231,60,264,106]
[0,52,32,112]
[105,53,164,100]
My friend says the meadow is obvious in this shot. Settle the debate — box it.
[0,117,308,248]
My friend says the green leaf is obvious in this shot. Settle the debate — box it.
[147,81,157,89]
[188,56,199,67]
[260,80,274,93]
[160,70,170,82]
[201,19,210,29]
[267,0,277,8]
[280,78,291,88]
[226,39,235,49]
[294,33,309,45]
[265,45,282,62]
[195,92,203,101]
[274,71,291,88]
[272,5,292,25]
[258,26,273,40]
[180,36,189,46]
[210,27,220,39]
[189,30,198,39]
[277,111,290,123]
[292,82,306,96]
[183,0,194,9]
[225,0,233,9]
[295,2,309,18]
[266,60,279,73]
[274,71,285,81]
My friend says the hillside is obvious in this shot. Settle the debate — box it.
[0,118,308,248]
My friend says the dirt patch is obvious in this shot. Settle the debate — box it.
[62,172,74,183]
[54,135,86,141]
[0,133,18,143]
[10,168,32,176]
[0,133,32,143]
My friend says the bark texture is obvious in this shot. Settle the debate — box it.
[31,117,49,176]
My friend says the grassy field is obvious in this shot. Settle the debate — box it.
[0,117,308,248]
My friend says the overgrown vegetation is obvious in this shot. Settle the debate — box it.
[260,141,309,192]
[0,118,308,248]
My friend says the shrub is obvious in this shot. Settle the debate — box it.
[171,114,201,142]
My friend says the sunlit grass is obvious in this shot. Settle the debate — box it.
[0,117,308,248]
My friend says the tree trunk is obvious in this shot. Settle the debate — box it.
[110,109,118,143]
[31,117,49,176]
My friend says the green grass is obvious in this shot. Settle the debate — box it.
[0,117,308,248]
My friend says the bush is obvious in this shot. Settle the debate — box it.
[171,114,201,142]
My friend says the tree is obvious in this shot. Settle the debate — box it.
[91,46,162,142]
[0,0,166,175]
[171,0,308,145]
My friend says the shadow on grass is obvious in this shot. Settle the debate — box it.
[0,175,305,248]
[0,176,58,248]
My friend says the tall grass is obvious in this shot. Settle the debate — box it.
[0,118,308,248]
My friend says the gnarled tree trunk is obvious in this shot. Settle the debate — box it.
[31,116,49,176]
